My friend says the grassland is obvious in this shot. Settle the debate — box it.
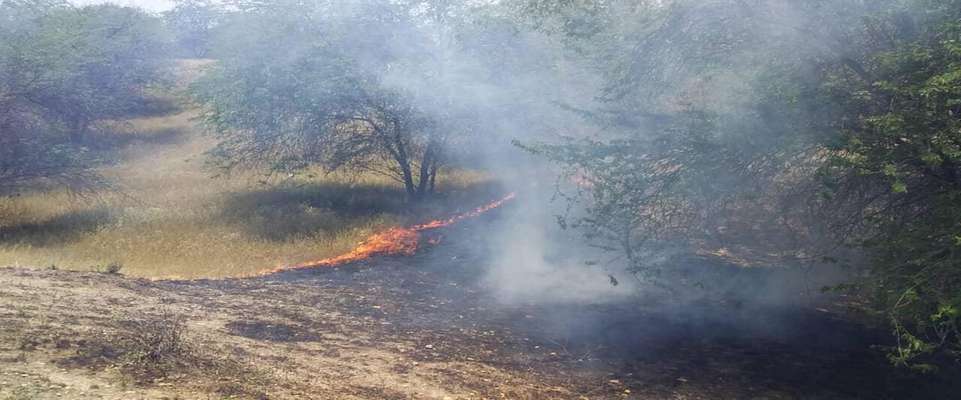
[0,65,495,279]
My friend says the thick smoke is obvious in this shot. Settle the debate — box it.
[361,0,862,307]
[359,5,627,304]
[81,0,866,312]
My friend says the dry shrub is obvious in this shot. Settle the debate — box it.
[76,308,196,381]
[72,308,269,397]
[114,309,190,373]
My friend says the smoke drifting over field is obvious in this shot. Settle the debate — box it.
[7,1,961,395]
[80,0,865,307]
[328,0,849,307]
[179,0,627,302]
[42,0,928,336]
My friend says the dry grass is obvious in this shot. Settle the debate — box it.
[0,80,495,279]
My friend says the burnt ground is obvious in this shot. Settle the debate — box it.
[2,210,960,399]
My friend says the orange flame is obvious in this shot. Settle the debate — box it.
[257,193,516,275]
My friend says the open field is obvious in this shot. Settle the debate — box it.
[2,86,959,396]
[2,214,960,399]
[0,76,495,279]
[6,1,961,397]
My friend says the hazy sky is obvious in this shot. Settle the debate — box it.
[71,0,174,12]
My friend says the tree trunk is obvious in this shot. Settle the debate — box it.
[416,140,437,198]
[70,117,88,144]
[428,162,438,194]
[385,123,418,200]
[400,161,417,200]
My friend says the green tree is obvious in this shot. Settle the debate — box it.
[193,0,448,200]
[164,0,221,58]
[516,0,856,279]
[818,0,961,368]
[518,0,961,366]
[0,0,170,191]
[43,3,172,142]
[2,1,171,143]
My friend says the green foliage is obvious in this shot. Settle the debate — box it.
[192,1,447,200]
[520,0,961,366]
[3,2,171,137]
[164,0,221,57]
[516,111,730,279]
[817,2,961,368]
[517,0,845,282]
[0,0,171,192]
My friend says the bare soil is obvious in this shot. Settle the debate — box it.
[2,213,959,399]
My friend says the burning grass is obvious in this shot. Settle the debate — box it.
[260,192,516,275]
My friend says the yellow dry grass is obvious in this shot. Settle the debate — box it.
[0,85,493,279]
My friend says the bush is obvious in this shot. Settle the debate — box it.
[115,310,190,375]
[93,262,124,275]
[77,309,195,381]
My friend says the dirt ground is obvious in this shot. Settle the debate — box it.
[2,213,959,399]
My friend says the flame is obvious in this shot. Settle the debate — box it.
[257,192,516,275]
[409,192,516,230]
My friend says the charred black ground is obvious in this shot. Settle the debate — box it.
[259,209,961,399]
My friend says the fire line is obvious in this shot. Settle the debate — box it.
[255,192,516,276]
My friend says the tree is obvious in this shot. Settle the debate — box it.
[44,3,172,142]
[817,0,961,368]
[164,0,221,58]
[515,0,857,280]
[518,0,961,367]
[193,0,448,200]
[2,1,171,143]
[0,0,169,191]
[1,0,95,192]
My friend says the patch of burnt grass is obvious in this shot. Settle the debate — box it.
[225,320,321,342]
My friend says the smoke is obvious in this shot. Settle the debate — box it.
[70,0,173,12]
[86,0,871,323]
[278,1,630,304]
[280,0,862,309]
[482,185,642,305]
